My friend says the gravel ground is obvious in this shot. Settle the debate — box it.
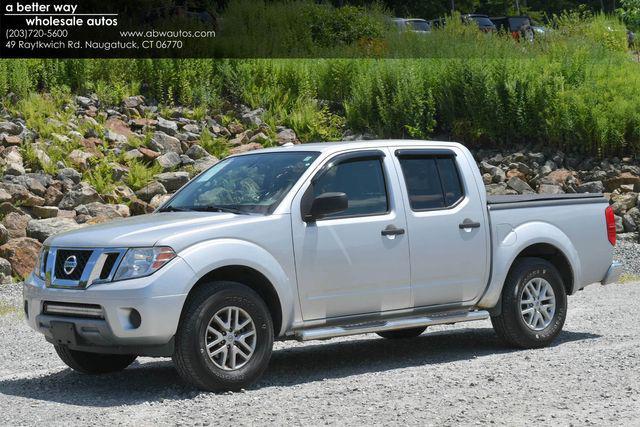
[614,237,640,278]
[1,266,639,425]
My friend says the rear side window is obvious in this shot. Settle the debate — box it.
[398,155,464,211]
[313,158,388,218]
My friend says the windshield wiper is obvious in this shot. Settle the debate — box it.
[188,206,250,215]
[158,206,190,213]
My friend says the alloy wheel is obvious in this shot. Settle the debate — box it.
[204,306,257,370]
[519,277,556,331]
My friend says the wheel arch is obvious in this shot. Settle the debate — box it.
[178,238,296,337]
[512,243,574,295]
[183,265,283,337]
[477,221,580,310]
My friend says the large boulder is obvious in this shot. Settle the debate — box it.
[68,149,94,170]
[0,237,42,278]
[44,186,64,206]
[506,176,535,194]
[57,168,82,184]
[150,131,182,154]
[480,161,506,183]
[193,156,219,173]
[156,152,181,171]
[485,183,518,196]
[605,173,640,192]
[75,202,129,220]
[540,169,574,186]
[150,194,172,209]
[0,257,12,283]
[537,184,564,195]
[135,181,167,203]
[8,175,47,196]
[0,183,43,207]
[2,212,32,239]
[0,225,9,246]
[276,128,298,145]
[157,117,179,136]
[611,193,638,216]
[624,207,640,232]
[185,144,209,160]
[155,171,189,192]
[241,107,265,127]
[0,121,22,135]
[229,143,262,155]
[26,217,83,243]
[58,184,104,210]
[32,205,59,219]
[576,181,605,194]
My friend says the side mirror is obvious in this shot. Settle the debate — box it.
[304,192,348,222]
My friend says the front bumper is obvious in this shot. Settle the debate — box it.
[601,261,623,286]
[23,257,195,356]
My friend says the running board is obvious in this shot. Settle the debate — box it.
[296,310,490,341]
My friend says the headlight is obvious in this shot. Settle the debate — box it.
[34,247,47,279]
[113,246,176,281]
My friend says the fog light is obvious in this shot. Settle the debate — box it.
[129,309,141,329]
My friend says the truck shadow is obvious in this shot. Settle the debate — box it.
[0,328,599,407]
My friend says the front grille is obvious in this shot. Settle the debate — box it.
[43,301,104,319]
[99,252,120,279]
[54,250,93,281]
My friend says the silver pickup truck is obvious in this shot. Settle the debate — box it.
[23,140,621,391]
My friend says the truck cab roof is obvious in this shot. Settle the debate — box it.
[233,139,465,157]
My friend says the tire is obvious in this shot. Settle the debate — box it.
[491,257,567,349]
[173,281,274,392]
[54,345,136,374]
[377,327,426,339]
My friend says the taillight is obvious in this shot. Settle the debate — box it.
[605,205,616,246]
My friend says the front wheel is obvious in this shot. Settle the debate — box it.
[54,345,137,374]
[173,281,274,392]
[491,257,567,349]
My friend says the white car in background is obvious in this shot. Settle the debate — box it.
[392,18,431,34]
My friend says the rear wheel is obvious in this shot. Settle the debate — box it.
[491,257,567,349]
[54,345,136,374]
[173,281,274,392]
[377,327,426,339]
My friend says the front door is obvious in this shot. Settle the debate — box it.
[291,149,412,321]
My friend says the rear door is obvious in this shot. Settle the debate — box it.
[391,147,489,307]
[291,149,412,320]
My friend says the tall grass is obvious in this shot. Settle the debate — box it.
[0,10,637,155]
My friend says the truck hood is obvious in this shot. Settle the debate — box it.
[45,211,254,250]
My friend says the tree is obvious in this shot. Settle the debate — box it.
[618,0,640,29]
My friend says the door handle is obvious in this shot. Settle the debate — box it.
[459,219,481,229]
[381,225,406,236]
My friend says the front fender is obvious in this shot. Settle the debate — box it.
[179,238,295,336]
[477,221,581,309]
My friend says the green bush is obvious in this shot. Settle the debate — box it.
[0,10,638,156]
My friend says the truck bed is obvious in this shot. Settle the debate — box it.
[487,193,606,210]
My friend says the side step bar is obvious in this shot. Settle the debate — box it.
[296,310,490,341]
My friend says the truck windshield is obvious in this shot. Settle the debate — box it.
[161,151,320,215]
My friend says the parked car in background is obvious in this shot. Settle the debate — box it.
[392,18,431,34]
[462,14,497,32]
[491,16,536,42]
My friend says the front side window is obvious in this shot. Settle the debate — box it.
[163,152,320,215]
[313,157,388,219]
[398,155,464,211]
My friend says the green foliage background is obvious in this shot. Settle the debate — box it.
[0,6,638,156]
